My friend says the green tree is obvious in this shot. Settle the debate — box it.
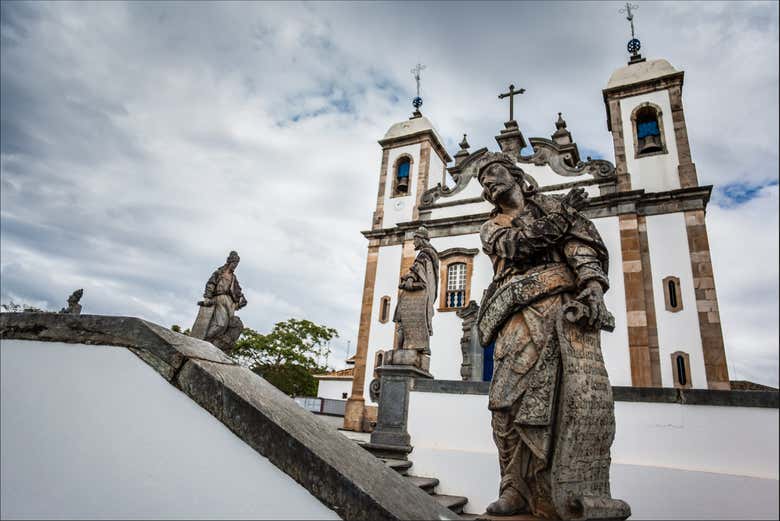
[232,318,338,397]
[170,324,190,335]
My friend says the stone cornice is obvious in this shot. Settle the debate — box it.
[439,247,479,259]
[602,71,685,132]
[411,379,779,408]
[378,130,452,163]
[363,186,714,245]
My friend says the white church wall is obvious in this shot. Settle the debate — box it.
[0,339,340,521]
[428,200,492,220]
[594,216,633,387]
[364,243,403,404]
[406,389,779,517]
[428,233,492,380]
[428,150,445,191]
[383,143,420,227]
[620,89,682,194]
[316,378,352,401]
[646,212,707,388]
[522,163,601,198]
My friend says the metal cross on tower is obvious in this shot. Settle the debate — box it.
[411,63,426,111]
[498,84,525,122]
[619,3,642,60]
[620,2,639,39]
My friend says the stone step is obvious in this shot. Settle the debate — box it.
[381,458,412,475]
[432,493,468,514]
[405,475,439,494]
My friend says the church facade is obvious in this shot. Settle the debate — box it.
[344,54,731,431]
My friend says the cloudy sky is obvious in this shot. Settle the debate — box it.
[1,1,778,385]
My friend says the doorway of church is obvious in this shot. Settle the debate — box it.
[482,342,495,381]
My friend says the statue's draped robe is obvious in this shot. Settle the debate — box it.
[479,193,609,517]
[202,267,246,342]
[393,245,439,352]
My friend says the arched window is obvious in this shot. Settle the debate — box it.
[392,157,412,197]
[663,276,683,312]
[676,355,687,386]
[631,103,667,158]
[671,351,692,388]
[379,296,391,323]
[446,263,467,308]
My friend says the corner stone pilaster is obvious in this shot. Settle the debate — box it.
[684,210,730,390]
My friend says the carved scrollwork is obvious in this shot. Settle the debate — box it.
[369,378,381,402]
[420,138,616,208]
[520,138,616,178]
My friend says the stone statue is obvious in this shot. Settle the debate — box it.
[392,226,439,355]
[475,154,630,520]
[59,289,83,315]
[191,251,247,353]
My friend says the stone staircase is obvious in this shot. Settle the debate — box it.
[362,451,470,516]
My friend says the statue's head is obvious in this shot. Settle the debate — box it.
[68,289,83,304]
[477,158,536,209]
[225,251,240,271]
[413,226,430,250]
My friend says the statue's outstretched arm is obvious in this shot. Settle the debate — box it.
[481,210,573,261]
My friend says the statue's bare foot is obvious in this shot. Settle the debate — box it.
[486,488,528,516]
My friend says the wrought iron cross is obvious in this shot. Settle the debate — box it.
[620,2,639,39]
[498,84,525,122]
[411,63,426,98]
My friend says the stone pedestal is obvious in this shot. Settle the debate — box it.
[494,120,527,161]
[365,362,432,459]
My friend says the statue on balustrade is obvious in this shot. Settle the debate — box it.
[191,251,247,353]
[59,289,83,315]
[476,153,630,520]
[392,226,439,359]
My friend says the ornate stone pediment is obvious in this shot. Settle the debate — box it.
[420,139,616,209]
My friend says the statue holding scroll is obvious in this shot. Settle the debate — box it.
[191,251,247,353]
[393,226,439,355]
[476,154,630,520]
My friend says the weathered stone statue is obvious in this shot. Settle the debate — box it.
[392,226,439,356]
[476,154,630,520]
[59,289,83,315]
[191,251,247,353]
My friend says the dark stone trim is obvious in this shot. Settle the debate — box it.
[378,130,452,163]
[363,186,714,246]
[439,247,479,260]
[412,379,490,395]
[0,313,459,521]
[410,379,779,409]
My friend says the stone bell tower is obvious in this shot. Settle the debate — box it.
[344,69,451,431]
[601,8,730,390]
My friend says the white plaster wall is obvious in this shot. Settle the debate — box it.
[620,89,681,194]
[383,143,420,227]
[646,213,707,388]
[595,216,633,387]
[428,200,492,220]
[316,379,352,401]
[406,390,779,517]
[428,150,445,191]
[364,243,403,404]
[0,340,340,521]
[428,233,493,380]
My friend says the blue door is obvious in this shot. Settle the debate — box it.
[482,341,495,381]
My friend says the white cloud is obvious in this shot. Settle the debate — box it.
[1,1,777,381]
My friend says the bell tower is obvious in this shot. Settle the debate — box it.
[602,4,730,391]
[344,66,451,431]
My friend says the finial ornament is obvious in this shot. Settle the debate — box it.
[498,84,525,123]
[411,63,426,113]
[619,3,643,62]
[556,112,567,130]
[459,134,470,150]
